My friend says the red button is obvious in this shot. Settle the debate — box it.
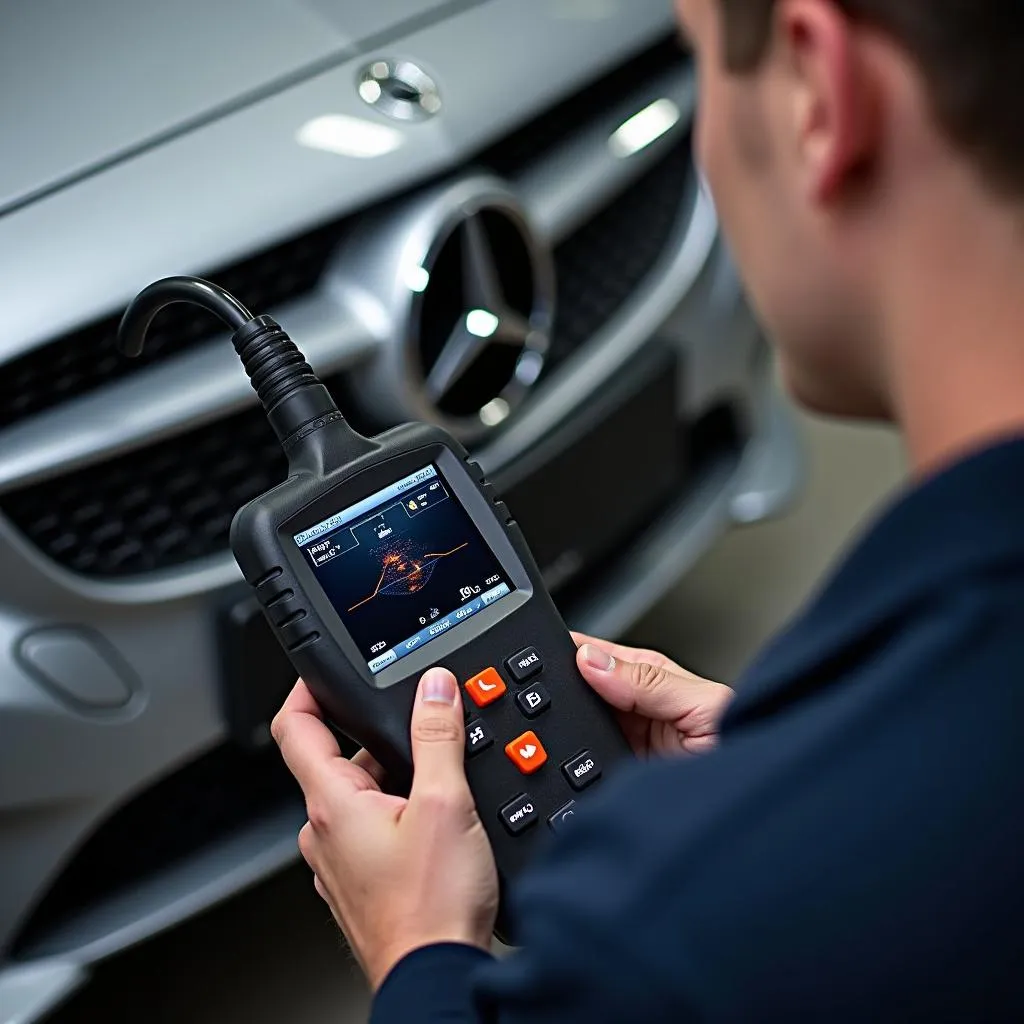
[465,667,507,708]
[505,731,548,774]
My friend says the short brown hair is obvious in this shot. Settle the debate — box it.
[718,0,1024,194]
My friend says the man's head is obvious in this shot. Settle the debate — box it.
[679,0,1024,418]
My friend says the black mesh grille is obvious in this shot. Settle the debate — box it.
[2,399,288,576]
[547,137,690,365]
[0,221,349,430]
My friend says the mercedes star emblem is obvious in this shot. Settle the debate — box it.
[424,216,541,409]
[342,177,555,443]
[409,190,554,437]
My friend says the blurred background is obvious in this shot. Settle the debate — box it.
[0,4,903,1022]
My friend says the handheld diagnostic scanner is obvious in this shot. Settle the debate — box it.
[118,276,631,937]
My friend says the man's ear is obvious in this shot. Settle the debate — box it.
[776,0,879,204]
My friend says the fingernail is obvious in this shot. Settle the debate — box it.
[581,644,615,672]
[421,667,457,706]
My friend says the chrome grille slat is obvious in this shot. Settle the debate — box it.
[0,292,374,494]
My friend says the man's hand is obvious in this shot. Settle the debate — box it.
[572,633,734,757]
[271,669,498,991]
[271,638,727,989]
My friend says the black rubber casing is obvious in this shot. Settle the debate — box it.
[229,419,631,939]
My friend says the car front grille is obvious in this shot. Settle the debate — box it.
[1,137,690,578]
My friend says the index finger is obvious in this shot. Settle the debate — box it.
[272,680,343,792]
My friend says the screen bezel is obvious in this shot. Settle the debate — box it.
[280,443,532,690]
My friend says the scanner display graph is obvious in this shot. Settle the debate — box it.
[348,540,470,611]
[298,464,514,671]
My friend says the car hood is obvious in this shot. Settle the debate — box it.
[0,0,465,213]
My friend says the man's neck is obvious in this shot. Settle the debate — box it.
[883,171,1024,479]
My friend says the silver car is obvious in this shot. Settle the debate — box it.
[0,2,803,1019]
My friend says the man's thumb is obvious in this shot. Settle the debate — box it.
[409,667,470,799]
[577,643,695,721]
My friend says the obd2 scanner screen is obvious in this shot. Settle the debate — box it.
[116,275,630,941]
[295,463,515,674]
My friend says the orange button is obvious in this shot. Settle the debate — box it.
[465,667,507,708]
[505,731,548,774]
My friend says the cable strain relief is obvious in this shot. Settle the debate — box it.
[232,315,320,411]
[269,386,342,446]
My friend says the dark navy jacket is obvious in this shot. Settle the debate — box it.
[372,438,1024,1023]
